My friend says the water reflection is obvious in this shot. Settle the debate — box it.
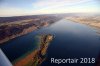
[0,19,100,66]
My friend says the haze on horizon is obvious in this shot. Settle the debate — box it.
[0,0,100,17]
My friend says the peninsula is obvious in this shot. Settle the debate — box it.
[13,34,54,66]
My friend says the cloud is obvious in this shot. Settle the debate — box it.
[32,0,92,9]
[32,0,99,14]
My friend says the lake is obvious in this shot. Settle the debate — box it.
[0,19,100,66]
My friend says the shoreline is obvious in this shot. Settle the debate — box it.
[0,26,38,44]
[0,15,62,44]
[12,36,40,65]
[13,50,38,66]
[0,21,53,44]
[65,18,100,34]
[13,34,54,66]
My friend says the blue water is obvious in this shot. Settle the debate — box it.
[0,19,100,66]
[0,29,39,62]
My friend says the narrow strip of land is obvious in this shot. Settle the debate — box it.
[13,34,54,66]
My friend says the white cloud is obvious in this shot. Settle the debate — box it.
[32,0,92,9]
[32,0,99,14]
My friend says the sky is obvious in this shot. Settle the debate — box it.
[0,0,100,17]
